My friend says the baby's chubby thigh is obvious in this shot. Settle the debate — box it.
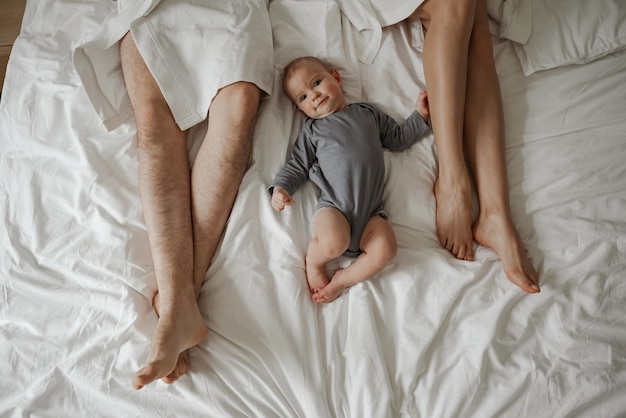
[359,214,398,267]
[311,207,352,258]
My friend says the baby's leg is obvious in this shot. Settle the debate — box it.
[313,215,397,303]
[306,207,351,293]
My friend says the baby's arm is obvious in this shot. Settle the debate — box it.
[415,91,430,122]
[271,186,295,211]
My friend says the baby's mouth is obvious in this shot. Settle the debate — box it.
[316,97,328,108]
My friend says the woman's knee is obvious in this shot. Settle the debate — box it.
[413,0,477,30]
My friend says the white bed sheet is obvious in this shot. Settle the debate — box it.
[1,1,626,417]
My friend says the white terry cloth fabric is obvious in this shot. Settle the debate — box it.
[73,0,274,132]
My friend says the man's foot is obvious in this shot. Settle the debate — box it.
[312,269,347,303]
[434,177,475,261]
[160,350,191,384]
[132,297,208,389]
[473,212,540,293]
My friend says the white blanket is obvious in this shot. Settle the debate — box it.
[1,0,626,417]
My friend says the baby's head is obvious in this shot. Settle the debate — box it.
[282,56,348,119]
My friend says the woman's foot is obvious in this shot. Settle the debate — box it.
[473,212,540,293]
[132,294,208,389]
[434,177,475,261]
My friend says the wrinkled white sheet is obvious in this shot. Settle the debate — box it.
[1,1,626,417]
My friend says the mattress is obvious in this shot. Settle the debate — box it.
[1,0,625,417]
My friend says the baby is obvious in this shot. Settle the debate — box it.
[269,56,430,303]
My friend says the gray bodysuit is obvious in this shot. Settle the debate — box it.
[270,102,430,256]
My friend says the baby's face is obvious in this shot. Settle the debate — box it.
[285,61,348,119]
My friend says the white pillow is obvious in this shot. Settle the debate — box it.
[269,0,361,101]
[489,0,626,75]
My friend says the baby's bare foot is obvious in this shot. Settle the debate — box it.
[473,212,540,293]
[434,177,475,261]
[133,295,208,389]
[312,269,347,303]
[305,257,330,293]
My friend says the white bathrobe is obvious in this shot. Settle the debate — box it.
[73,0,274,131]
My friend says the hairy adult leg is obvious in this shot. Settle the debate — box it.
[313,215,397,303]
[462,0,540,293]
[189,82,261,296]
[119,33,208,390]
[306,207,351,293]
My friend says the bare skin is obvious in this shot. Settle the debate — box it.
[272,191,398,303]
[120,33,261,389]
[412,0,540,292]
[305,207,350,293]
[272,59,428,302]
[311,213,397,303]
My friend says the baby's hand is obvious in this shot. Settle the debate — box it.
[271,187,295,211]
[415,90,430,122]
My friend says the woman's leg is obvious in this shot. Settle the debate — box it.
[412,0,477,261]
[463,0,540,292]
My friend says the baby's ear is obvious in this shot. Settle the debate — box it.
[332,69,342,85]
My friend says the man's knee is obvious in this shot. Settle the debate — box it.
[214,81,262,117]
[224,81,262,99]
[134,100,185,150]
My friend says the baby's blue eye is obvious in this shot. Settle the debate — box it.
[299,94,306,102]
[313,80,321,87]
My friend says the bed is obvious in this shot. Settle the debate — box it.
[2,0,626,416]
